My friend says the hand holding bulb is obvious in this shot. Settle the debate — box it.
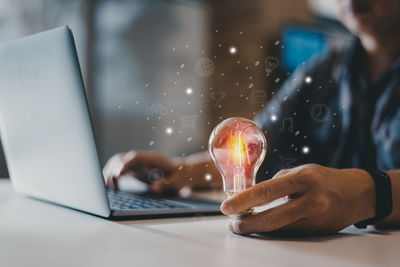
[209,117,267,218]
[210,123,378,236]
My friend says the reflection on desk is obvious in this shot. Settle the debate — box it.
[0,179,399,267]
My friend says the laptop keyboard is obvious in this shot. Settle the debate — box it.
[107,189,193,210]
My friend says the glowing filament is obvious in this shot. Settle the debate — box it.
[227,132,250,166]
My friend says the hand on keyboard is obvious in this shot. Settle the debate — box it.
[102,151,222,195]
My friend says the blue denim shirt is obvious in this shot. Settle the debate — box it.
[255,39,400,181]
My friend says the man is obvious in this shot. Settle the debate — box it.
[103,0,400,235]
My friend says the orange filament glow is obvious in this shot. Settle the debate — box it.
[243,135,251,166]
[227,132,250,166]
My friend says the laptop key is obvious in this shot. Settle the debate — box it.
[107,189,194,211]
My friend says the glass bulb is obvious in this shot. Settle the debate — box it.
[209,117,267,217]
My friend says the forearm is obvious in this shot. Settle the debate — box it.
[174,151,222,189]
[376,169,400,227]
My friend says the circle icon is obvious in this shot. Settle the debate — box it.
[147,168,164,183]
[311,104,330,122]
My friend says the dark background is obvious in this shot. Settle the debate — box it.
[0,0,348,178]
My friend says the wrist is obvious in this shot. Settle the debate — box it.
[354,169,376,222]
[354,170,393,228]
[172,153,221,189]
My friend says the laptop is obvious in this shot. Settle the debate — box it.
[0,26,221,219]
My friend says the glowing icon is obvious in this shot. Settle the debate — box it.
[249,90,266,105]
[265,57,279,75]
[180,114,198,130]
[209,117,267,218]
[311,103,330,122]
[279,117,294,133]
[195,58,215,77]
[279,156,296,169]
[147,168,170,184]
[145,103,168,117]
[210,91,226,107]
[147,168,164,183]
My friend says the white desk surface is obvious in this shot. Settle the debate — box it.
[0,179,399,267]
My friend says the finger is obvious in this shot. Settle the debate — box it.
[105,157,135,190]
[104,152,142,182]
[105,162,121,190]
[102,155,118,182]
[228,199,305,235]
[103,156,123,189]
[106,175,119,190]
[116,151,137,176]
[221,173,303,215]
[104,152,151,188]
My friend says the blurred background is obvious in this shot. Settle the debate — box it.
[0,0,350,178]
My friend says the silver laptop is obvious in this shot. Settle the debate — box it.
[0,26,220,219]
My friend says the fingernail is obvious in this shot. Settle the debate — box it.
[228,221,234,233]
[113,167,121,177]
[229,219,241,234]
[220,201,234,215]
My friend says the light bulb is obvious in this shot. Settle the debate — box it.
[209,117,267,217]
